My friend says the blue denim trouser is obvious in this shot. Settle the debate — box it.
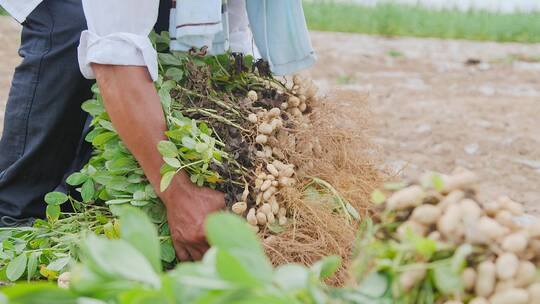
[0,0,94,220]
[0,0,172,222]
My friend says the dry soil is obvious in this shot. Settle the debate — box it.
[1,17,539,210]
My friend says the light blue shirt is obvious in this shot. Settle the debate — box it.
[247,0,316,75]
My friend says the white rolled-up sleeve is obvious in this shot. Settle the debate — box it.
[78,0,159,81]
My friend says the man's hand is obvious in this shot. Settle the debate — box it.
[91,64,225,262]
[164,172,225,261]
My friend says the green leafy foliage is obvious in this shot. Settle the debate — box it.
[80,235,161,287]
[0,31,287,281]
[206,213,273,284]
[0,213,343,304]
[348,211,477,303]
[1,283,79,304]
[0,193,115,282]
[116,207,162,272]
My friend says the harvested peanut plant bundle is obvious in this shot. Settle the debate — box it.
[0,32,368,282]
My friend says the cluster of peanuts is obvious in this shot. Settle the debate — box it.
[245,100,287,161]
[230,84,317,232]
[280,75,318,118]
[383,169,540,304]
[231,160,295,232]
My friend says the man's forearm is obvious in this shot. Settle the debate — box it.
[91,64,178,201]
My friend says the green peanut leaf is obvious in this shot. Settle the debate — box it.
[65,172,88,186]
[27,252,40,281]
[81,99,105,116]
[2,239,14,251]
[46,205,61,223]
[181,137,197,150]
[205,213,273,284]
[6,254,27,281]
[160,240,176,263]
[160,171,176,192]
[98,120,115,132]
[84,128,101,143]
[163,157,181,168]
[165,67,184,82]
[215,249,260,287]
[92,132,116,146]
[152,32,171,52]
[158,87,172,109]
[133,191,146,201]
[81,179,95,203]
[46,257,70,272]
[105,199,131,205]
[81,234,161,287]
[106,157,136,173]
[44,192,68,206]
[158,53,183,66]
[157,141,178,158]
[117,207,162,272]
[311,255,342,279]
[117,289,170,304]
[195,142,209,153]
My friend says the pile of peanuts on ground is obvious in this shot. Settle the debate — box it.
[231,75,320,232]
[385,168,540,304]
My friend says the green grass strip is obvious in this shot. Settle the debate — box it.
[2,3,539,43]
[304,2,540,43]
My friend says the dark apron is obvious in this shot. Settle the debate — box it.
[154,0,174,33]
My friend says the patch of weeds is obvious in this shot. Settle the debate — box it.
[336,74,356,85]
[387,49,403,57]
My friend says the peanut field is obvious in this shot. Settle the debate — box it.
[1,14,540,303]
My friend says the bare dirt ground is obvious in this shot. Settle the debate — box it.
[1,17,539,210]
[0,18,20,128]
[309,32,540,211]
